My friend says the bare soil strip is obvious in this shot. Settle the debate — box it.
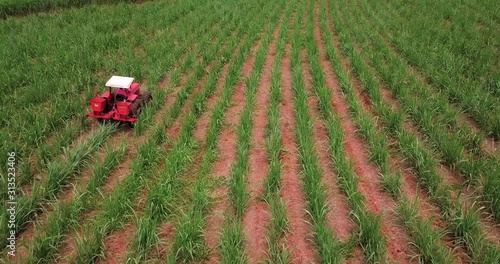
[366,49,500,242]
[301,51,353,242]
[317,1,447,236]
[316,17,413,262]
[279,44,319,264]
[194,59,234,141]
[328,0,500,255]
[204,38,262,264]
[53,58,203,263]
[100,56,220,262]
[241,21,282,263]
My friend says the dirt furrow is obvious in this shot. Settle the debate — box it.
[279,44,318,264]
[13,133,128,261]
[241,22,281,263]
[302,51,354,244]
[328,0,500,254]
[316,2,447,234]
[168,64,216,140]
[204,38,262,264]
[317,17,413,262]
[325,55,411,263]
[371,58,500,239]
[53,61,201,263]
[194,59,233,141]
[351,0,498,156]
[99,55,220,263]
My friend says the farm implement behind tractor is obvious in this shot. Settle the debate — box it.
[87,76,152,127]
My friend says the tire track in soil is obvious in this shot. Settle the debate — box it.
[319,16,413,264]
[204,37,262,264]
[241,21,281,264]
[279,43,319,264]
[98,60,219,264]
[303,37,354,243]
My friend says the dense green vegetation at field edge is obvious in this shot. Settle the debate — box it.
[0,0,145,18]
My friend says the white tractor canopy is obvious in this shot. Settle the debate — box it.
[105,76,135,89]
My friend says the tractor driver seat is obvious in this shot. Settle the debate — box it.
[116,88,127,102]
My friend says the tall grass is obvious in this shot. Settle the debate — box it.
[316,1,454,261]
[301,1,388,262]
[73,4,261,262]
[353,0,500,222]
[0,0,146,18]
[0,0,216,179]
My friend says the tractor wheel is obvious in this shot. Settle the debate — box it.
[128,122,135,128]
[142,91,152,104]
[129,98,143,116]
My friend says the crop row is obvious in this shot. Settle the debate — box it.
[330,0,500,261]
[15,0,253,261]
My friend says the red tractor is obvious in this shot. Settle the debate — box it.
[87,76,152,127]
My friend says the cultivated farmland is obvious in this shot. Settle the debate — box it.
[1,0,500,263]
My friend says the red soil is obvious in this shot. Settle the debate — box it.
[204,38,261,263]
[329,5,497,257]
[194,62,232,141]
[96,223,134,264]
[103,56,219,262]
[54,58,205,263]
[318,4,447,234]
[301,51,354,242]
[155,222,176,259]
[13,131,132,262]
[319,7,413,262]
[242,23,281,263]
[168,64,215,140]
[279,44,319,264]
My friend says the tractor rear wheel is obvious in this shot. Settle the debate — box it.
[142,91,152,104]
[129,98,143,116]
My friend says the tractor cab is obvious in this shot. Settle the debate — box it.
[87,75,152,127]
